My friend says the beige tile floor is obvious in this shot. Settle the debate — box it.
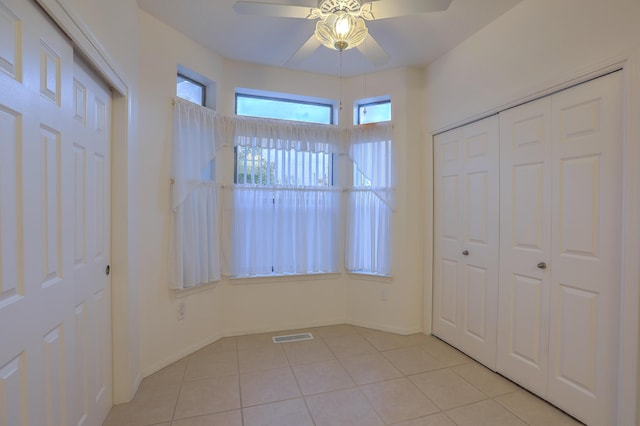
[103,325,583,426]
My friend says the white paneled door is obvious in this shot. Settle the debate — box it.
[0,0,112,425]
[433,116,500,369]
[547,72,622,426]
[497,72,622,425]
[497,97,553,397]
[72,56,113,426]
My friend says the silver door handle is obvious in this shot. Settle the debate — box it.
[537,262,547,270]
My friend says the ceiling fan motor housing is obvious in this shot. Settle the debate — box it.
[318,0,363,14]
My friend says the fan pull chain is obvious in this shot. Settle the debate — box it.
[363,38,368,116]
[339,50,344,112]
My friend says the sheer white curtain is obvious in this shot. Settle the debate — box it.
[272,188,341,275]
[221,116,342,277]
[346,122,395,276]
[170,98,224,289]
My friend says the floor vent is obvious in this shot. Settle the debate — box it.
[272,332,313,344]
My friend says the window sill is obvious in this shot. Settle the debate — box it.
[228,272,341,285]
[171,280,219,298]
[347,272,393,283]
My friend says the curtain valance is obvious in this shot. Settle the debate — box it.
[172,98,225,210]
[217,114,344,154]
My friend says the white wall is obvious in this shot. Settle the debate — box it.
[344,68,427,334]
[426,0,640,132]
[137,11,227,376]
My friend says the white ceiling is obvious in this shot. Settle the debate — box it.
[137,0,523,77]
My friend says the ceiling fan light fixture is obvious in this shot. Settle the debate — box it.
[314,11,368,51]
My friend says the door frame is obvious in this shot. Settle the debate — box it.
[427,51,640,425]
[32,0,140,404]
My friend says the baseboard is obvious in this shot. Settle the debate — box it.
[140,331,226,380]
[223,318,347,338]
[346,319,424,335]
[138,318,424,383]
[132,372,143,397]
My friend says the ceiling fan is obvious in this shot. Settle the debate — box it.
[233,0,453,67]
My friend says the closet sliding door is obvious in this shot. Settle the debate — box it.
[433,116,500,369]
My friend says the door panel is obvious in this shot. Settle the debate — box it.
[558,155,600,258]
[554,285,598,392]
[442,175,460,241]
[497,97,552,397]
[72,56,112,426]
[433,116,499,369]
[434,128,463,343]
[438,258,458,326]
[466,172,488,244]
[459,117,499,369]
[43,326,66,426]
[463,264,487,340]
[0,106,21,308]
[0,1,21,79]
[0,353,27,426]
[513,163,544,249]
[548,71,622,426]
[509,274,544,366]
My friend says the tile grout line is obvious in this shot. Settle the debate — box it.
[169,360,188,424]
[316,327,388,425]
[117,326,582,426]
[233,337,246,426]
[281,332,318,426]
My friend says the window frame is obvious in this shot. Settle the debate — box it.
[177,73,206,106]
[235,93,335,125]
[234,92,337,187]
[356,99,392,125]
[230,91,340,278]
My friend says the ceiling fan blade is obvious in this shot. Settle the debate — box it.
[357,34,390,67]
[285,35,321,67]
[365,0,452,20]
[233,1,313,19]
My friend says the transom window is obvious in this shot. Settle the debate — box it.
[176,74,206,105]
[236,93,333,125]
[357,99,391,125]
[354,99,391,187]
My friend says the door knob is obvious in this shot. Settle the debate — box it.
[105,265,111,276]
[537,262,547,270]
[462,250,469,256]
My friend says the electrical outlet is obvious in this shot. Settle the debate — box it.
[178,301,186,321]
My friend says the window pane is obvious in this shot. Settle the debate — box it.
[236,147,332,187]
[237,95,332,125]
[353,168,372,187]
[177,75,205,105]
[359,101,391,124]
